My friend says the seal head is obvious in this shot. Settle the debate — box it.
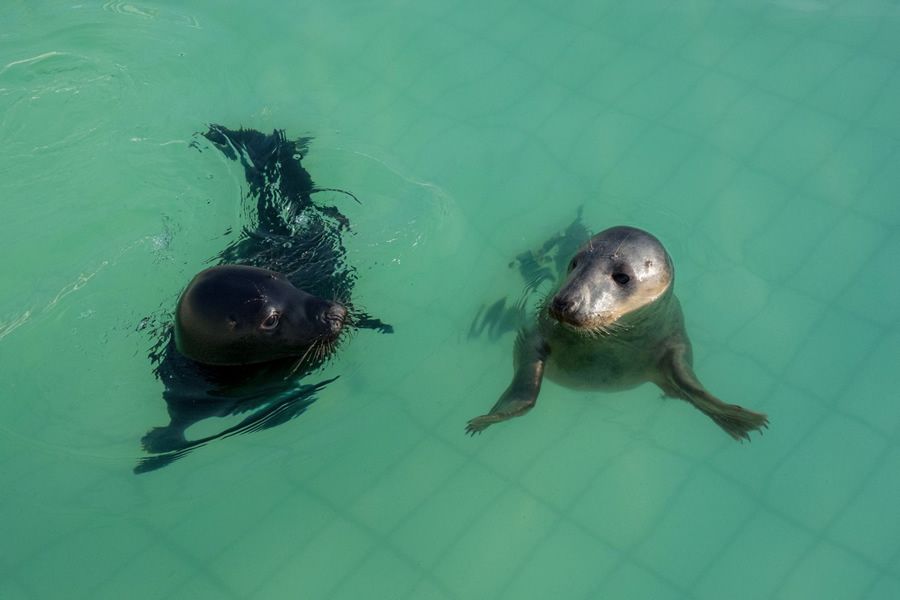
[174,264,346,366]
[549,226,673,331]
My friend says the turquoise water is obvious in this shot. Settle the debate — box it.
[2,0,899,598]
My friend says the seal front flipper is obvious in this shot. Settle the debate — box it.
[660,344,769,441]
[134,380,328,474]
[355,313,394,334]
[140,424,188,454]
[466,329,548,435]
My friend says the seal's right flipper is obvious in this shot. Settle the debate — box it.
[661,345,769,441]
[466,329,548,435]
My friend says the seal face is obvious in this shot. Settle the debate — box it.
[466,225,769,441]
[175,264,347,366]
[549,226,672,331]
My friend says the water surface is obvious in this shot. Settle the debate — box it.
[1,1,899,598]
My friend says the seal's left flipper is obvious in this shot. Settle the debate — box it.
[466,329,548,435]
[660,344,769,441]
[134,379,330,474]
[356,314,393,334]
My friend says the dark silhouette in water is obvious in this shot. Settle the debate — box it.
[136,125,391,474]
[468,208,591,341]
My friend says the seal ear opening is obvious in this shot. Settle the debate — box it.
[568,257,579,272]
[314,302,347,337]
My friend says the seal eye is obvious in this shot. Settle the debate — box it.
[569,258,578,272]
[260,312,280,330]
[612,272,630,285]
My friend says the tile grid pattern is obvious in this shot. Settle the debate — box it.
[311,0,898,597]
[3,0,899,598]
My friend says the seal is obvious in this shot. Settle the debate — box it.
[466,225,768,441]
[175,264,347,366]
[135,125,391,474]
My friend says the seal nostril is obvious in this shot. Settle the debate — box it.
[321,304,347,329]
[551,296,573,315]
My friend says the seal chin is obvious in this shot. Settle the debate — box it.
[548,308,584,328]
[547,306,617,335]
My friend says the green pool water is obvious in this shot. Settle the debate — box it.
[1,1,898,598]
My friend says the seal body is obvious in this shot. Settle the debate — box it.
[175,265,346,366]
[466,226,768,441]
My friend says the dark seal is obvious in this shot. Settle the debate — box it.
[136,125,390,473]
[466,225,768,441]
[174,265,347,366]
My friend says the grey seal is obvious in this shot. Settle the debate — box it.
[466,225,768,441]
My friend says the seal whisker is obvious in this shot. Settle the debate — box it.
[315,340,330,362]
[311,187,362,205]
[610,231,632,259]
[286,342,318,378]
[523,271,551,294]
